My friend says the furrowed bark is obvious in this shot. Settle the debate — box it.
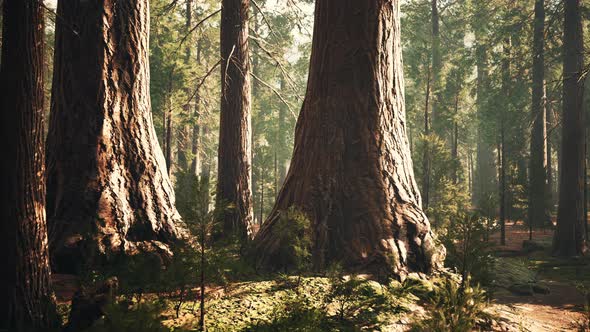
[46,0,184,272]
[217,0,254,238]
[0,0,58,329]
[253,0,444,278]
[529,0,550,228]
[554,0,586,256]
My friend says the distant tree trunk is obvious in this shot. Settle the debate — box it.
[498,136,506,245]
[554,0,586,256]
[177,0,193,172]
[467,151,475,193]
[500,38,511,245]
[253,0,444,277]
[46,0,184,272]
[452,92,459,184]
[190,39,203,176]
[273,150,279,197]
[0,1,58,329]
[422,68,431,211]
[165,76,174,174]
[546,94,554,211]
[217,0,253,238]
[277,77,288,186]
[201,125,212,211]
[430,0,442,137]
[259,171,264,224]
[529,0,549,229]
[473,40,497,215]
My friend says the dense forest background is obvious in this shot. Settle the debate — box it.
[3,0,590,331]
[137,0,590,235]
[19,0,590,236]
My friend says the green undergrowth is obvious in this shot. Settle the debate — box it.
[494,246,590,286]
[161,274,417,331]
[492,257,537,287]
[74,271,497,331]
[529,254,590,283]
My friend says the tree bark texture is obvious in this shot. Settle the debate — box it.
[554,0,586,256]
[253,0,444,277]
[46,0,183,272]
[217,0,254,238]
[529,0,550,228]
[0,0,58,329]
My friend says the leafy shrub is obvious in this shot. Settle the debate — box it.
[245,292,330,332]
[441,213,495,287]
[268,207,312,272]
[83,300,181,332]
[325,272,408,327]
[411,275,491,332]
[414,133,470,229]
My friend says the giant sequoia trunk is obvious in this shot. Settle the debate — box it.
[217,0,253,238]
[529,0,550,228]
[554,0,586,256]
[253,0,444,277]
[46,0,183,272]
[0,1,58,329]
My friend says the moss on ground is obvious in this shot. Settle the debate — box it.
[159,275,415,331]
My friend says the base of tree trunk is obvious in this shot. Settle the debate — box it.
[253,198,445,279]
[51,233,181,274]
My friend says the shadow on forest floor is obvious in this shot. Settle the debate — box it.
[488,221,589,331]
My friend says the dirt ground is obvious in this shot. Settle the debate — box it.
[490,221,587,332]
[51,221,589,331]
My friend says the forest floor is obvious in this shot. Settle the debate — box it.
[489,221,589,331]
[51,221,590,331]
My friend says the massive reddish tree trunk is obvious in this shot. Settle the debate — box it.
[554,0,586,256]
[253,0,444,277]
[217,0,253,238]
[0,1,58,329]
[46,0,183,272]
[529,0,549,228]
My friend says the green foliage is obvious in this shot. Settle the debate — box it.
[324,271,409,328]
[411,276,491,332]
[413,132,470,228]
[246,291,331,332]
[245,270,414,332]
[83,300,182,332]
[441,213,495,287]
[492,257,537,291]
[270,207,313,271]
